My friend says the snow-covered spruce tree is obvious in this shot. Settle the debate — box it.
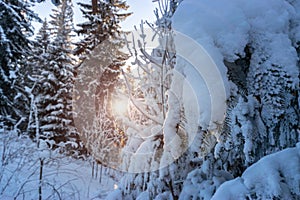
[0,0,39,130]
[215,12,299,180]
[74,0,130,57]
[35,19,51,54]
[172,0,300,199]
[24,19,51,139]
[74,0,130,161]
[166,0,300,199]
[37,0,81,153]
[247,33,299,151]
[75,0,130,115]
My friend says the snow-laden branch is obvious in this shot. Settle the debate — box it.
[121,70,163,126]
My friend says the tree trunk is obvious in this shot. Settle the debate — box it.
[39,159,44,200]
[92,0,98,14]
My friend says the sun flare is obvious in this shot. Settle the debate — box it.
[112,97,129,117]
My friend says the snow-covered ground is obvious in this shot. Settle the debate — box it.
[0,131,118,200]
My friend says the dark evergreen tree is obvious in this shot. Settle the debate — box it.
[74,0,130,57]
[74,0,130,159]
[37,0,80,152]
[37,0,61,6]
[35,19,51,54]
[75,0,131,113]
[23,19,53,140]
[0,0,39,129]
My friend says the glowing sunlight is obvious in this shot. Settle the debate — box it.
[112,96,129,117]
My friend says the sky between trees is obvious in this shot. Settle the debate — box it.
[33,0,156,32]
